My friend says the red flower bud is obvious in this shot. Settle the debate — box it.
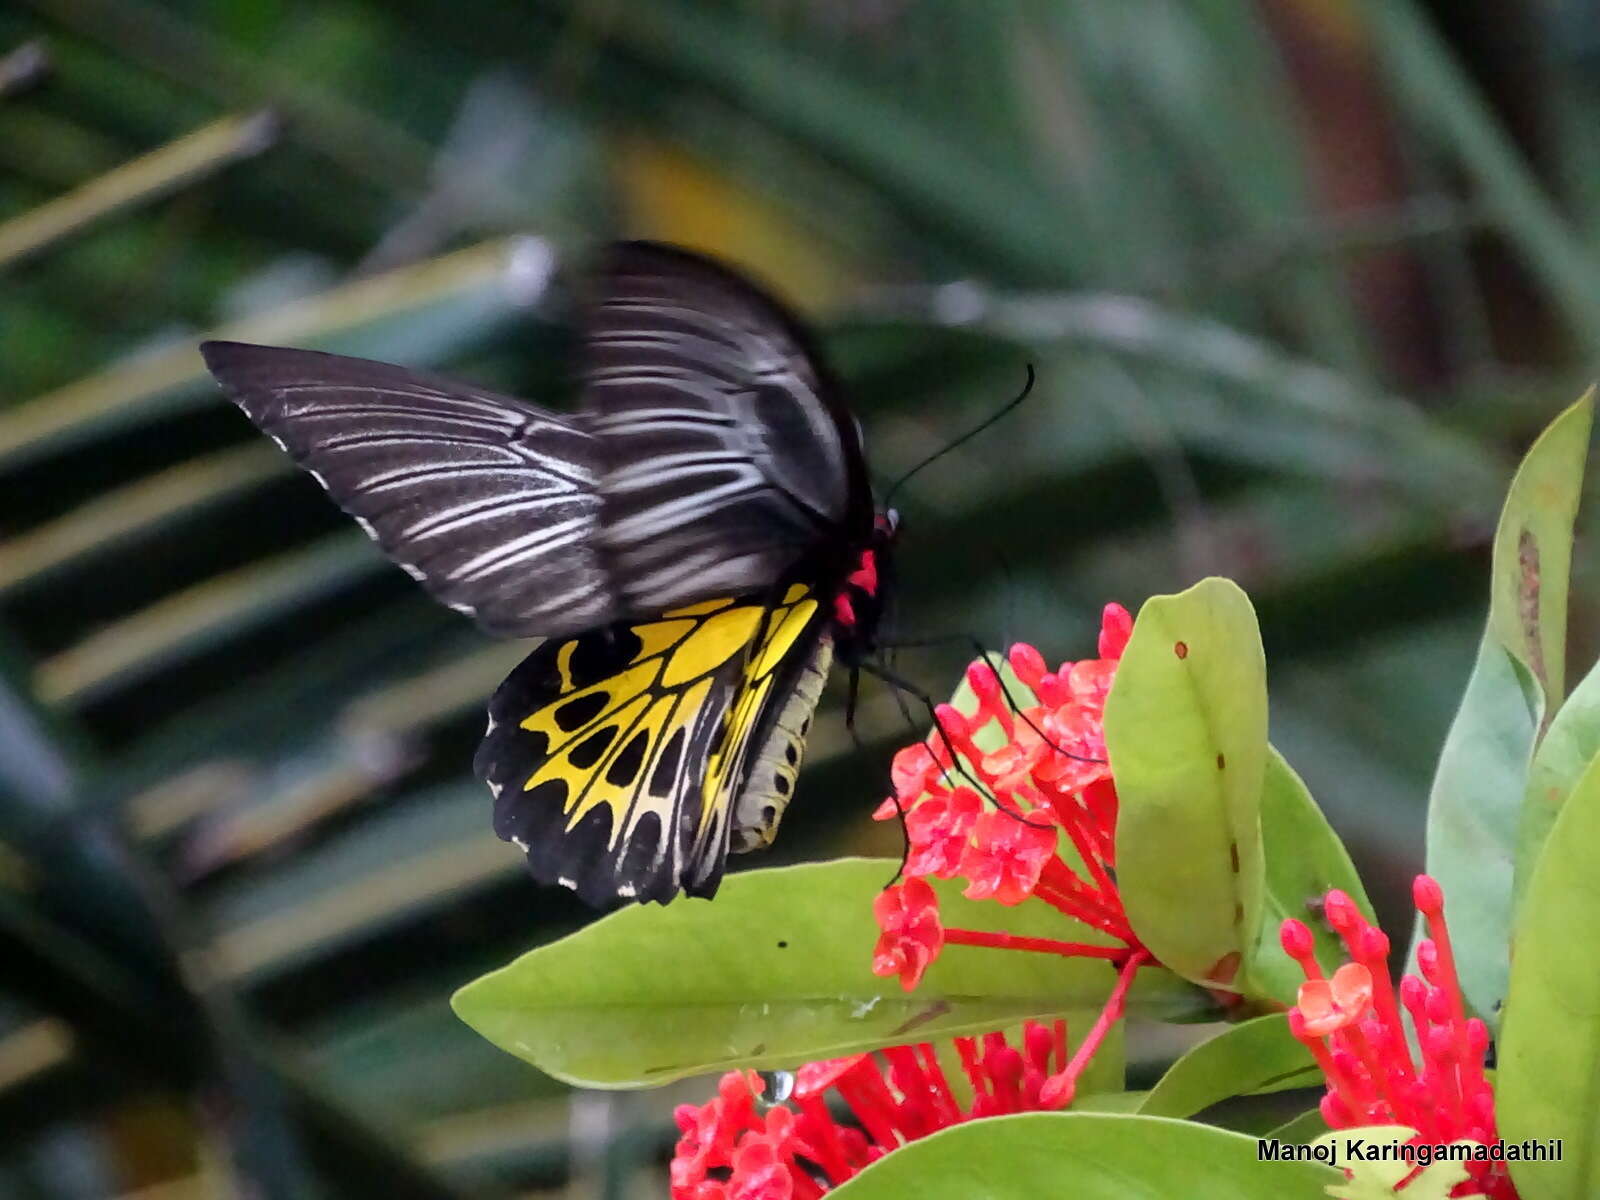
[1008,642,1047,688]
[1412,873,1444,916]
[1098,603,1133,660]
[1280,918,1315,960]
[931,704,969,742]
[966,660,1000,702]
[1323,889,1360,933]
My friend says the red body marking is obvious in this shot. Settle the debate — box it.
[846,549,879,596]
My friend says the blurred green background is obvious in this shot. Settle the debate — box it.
[2,1,1598,1195]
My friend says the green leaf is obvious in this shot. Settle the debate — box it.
[1418,391,1592,1026]
[1314,1127,1471,1200]
[1071,1090,1148,1114]
[1138,1014,1316,1118]
[451,859,1206,1087]
[1269,1108,1330,1144]
[1497,750,1600,1200]
[827,1112,1340,1198]
[1518,653,1600,904]
[1248,748,1373,1003]
[1104,578,1268,989]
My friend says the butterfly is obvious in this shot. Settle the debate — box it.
[201,241,894,906]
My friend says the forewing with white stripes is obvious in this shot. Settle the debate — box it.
[582,242,862,614]
[200,341,613,637]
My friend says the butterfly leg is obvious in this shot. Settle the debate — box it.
[856,659,1028,823]
[873,635,1104,767]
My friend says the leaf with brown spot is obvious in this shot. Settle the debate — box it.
[1418,390,1592,1031]
[1104,578,1267,992]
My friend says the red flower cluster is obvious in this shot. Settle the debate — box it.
[669,1004,1147,1200]
[671,605,1154,1198]
[1282,878,1514,1199]
[870,603,1141,991]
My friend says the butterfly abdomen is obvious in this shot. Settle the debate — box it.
[729,633,833,853]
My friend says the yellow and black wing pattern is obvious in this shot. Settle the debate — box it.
[475,584,832,905]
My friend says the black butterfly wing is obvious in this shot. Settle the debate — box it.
[476,585,830,904]
[199,342,615,638]
[582,242,871,614]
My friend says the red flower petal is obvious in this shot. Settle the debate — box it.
[959,812,1058,905]
[904,787,983,879]
[890,742,941,799]
[871,878,945,990]
[728,1138,793,1200]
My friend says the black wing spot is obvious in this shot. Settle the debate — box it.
[762,803,778,825]
[649,727,686,798]
[606,730,650,786]
[569,726,618,769]
[572,628,643,684]
[554,691,609,731]
[784,742,799,766]
[773,772,791,795]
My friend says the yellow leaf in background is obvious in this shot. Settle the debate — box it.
[609,137,856,312]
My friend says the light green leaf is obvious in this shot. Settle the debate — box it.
[1138,1014,1316,1118]
[1249,748,1373,1003]
[451,859,1206,1087]
[1418,390,1592,1027]
[1315,1126,1472,1200]
[1518,653,1600,903]
[828,1112,1340,1199]
[1498,750,1600,1200]
[1312,1127,1481,1200]
[1104,578,1268,989]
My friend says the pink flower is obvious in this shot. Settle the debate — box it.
[870,603,1141,981]
[1281,878,1516,1199]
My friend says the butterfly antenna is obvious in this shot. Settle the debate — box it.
[884,363,1035,507]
